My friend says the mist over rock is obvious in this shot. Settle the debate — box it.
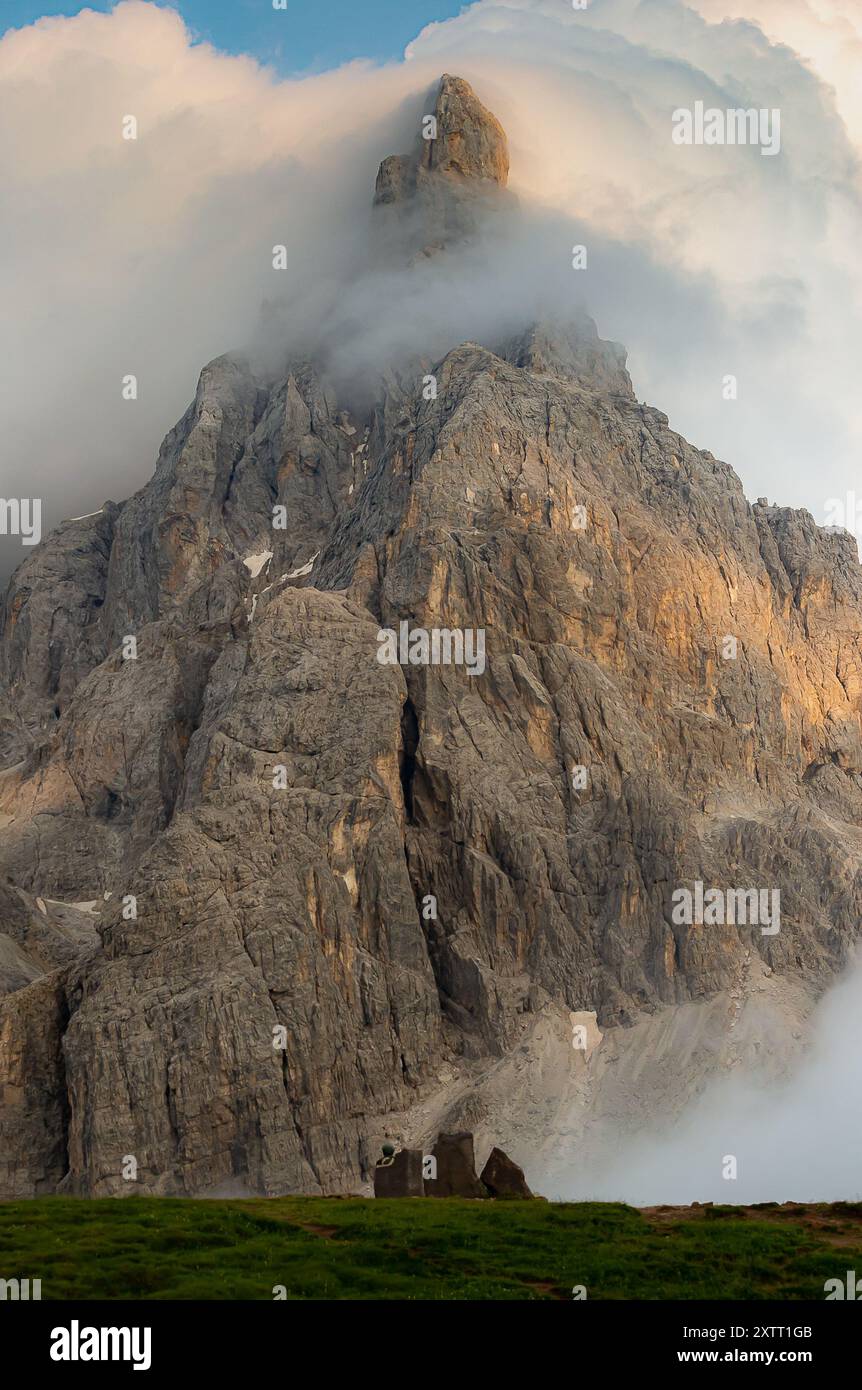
[1,78,861,1199]
[374,74,514,261]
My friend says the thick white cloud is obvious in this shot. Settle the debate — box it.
[1,0,861,571]
[691,0,862,143]
[548,956,862,1204]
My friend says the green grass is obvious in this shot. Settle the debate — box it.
[1,1197,860,1300]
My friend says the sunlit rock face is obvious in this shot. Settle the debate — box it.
[1,78,861,1198]
[375,75,509,202]
[373,73,514,262]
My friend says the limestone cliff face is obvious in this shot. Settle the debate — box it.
[1,78,861,1197]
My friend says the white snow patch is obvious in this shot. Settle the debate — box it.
[67,510,104,522]
[45,897,101,915]
[243,550,273,579]
[285,551,319,580]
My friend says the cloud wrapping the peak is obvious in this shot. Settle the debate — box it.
[1,0,861,577]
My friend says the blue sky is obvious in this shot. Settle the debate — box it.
[1,0,468,72]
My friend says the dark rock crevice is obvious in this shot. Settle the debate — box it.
[399,696,419,824]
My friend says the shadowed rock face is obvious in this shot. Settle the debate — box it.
[373,1147,424,1198]
[480,1146,533,1199]
[424,1131,486,1198]
[1,77,862,1198]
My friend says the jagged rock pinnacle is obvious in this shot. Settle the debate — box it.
[374,74,509,206]
[373,75,512,260]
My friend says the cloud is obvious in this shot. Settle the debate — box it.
[0,0,428,571]
[690,0,862,143]
[546,955,862,1204]
[1,0,861,585]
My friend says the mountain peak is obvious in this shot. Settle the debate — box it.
[371,75,512,260]
[499,318,635,398]
[423,74,509,186]
[374,74,509,209]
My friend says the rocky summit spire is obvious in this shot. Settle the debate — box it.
[373,74,512,259]
[374,74,509,205]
